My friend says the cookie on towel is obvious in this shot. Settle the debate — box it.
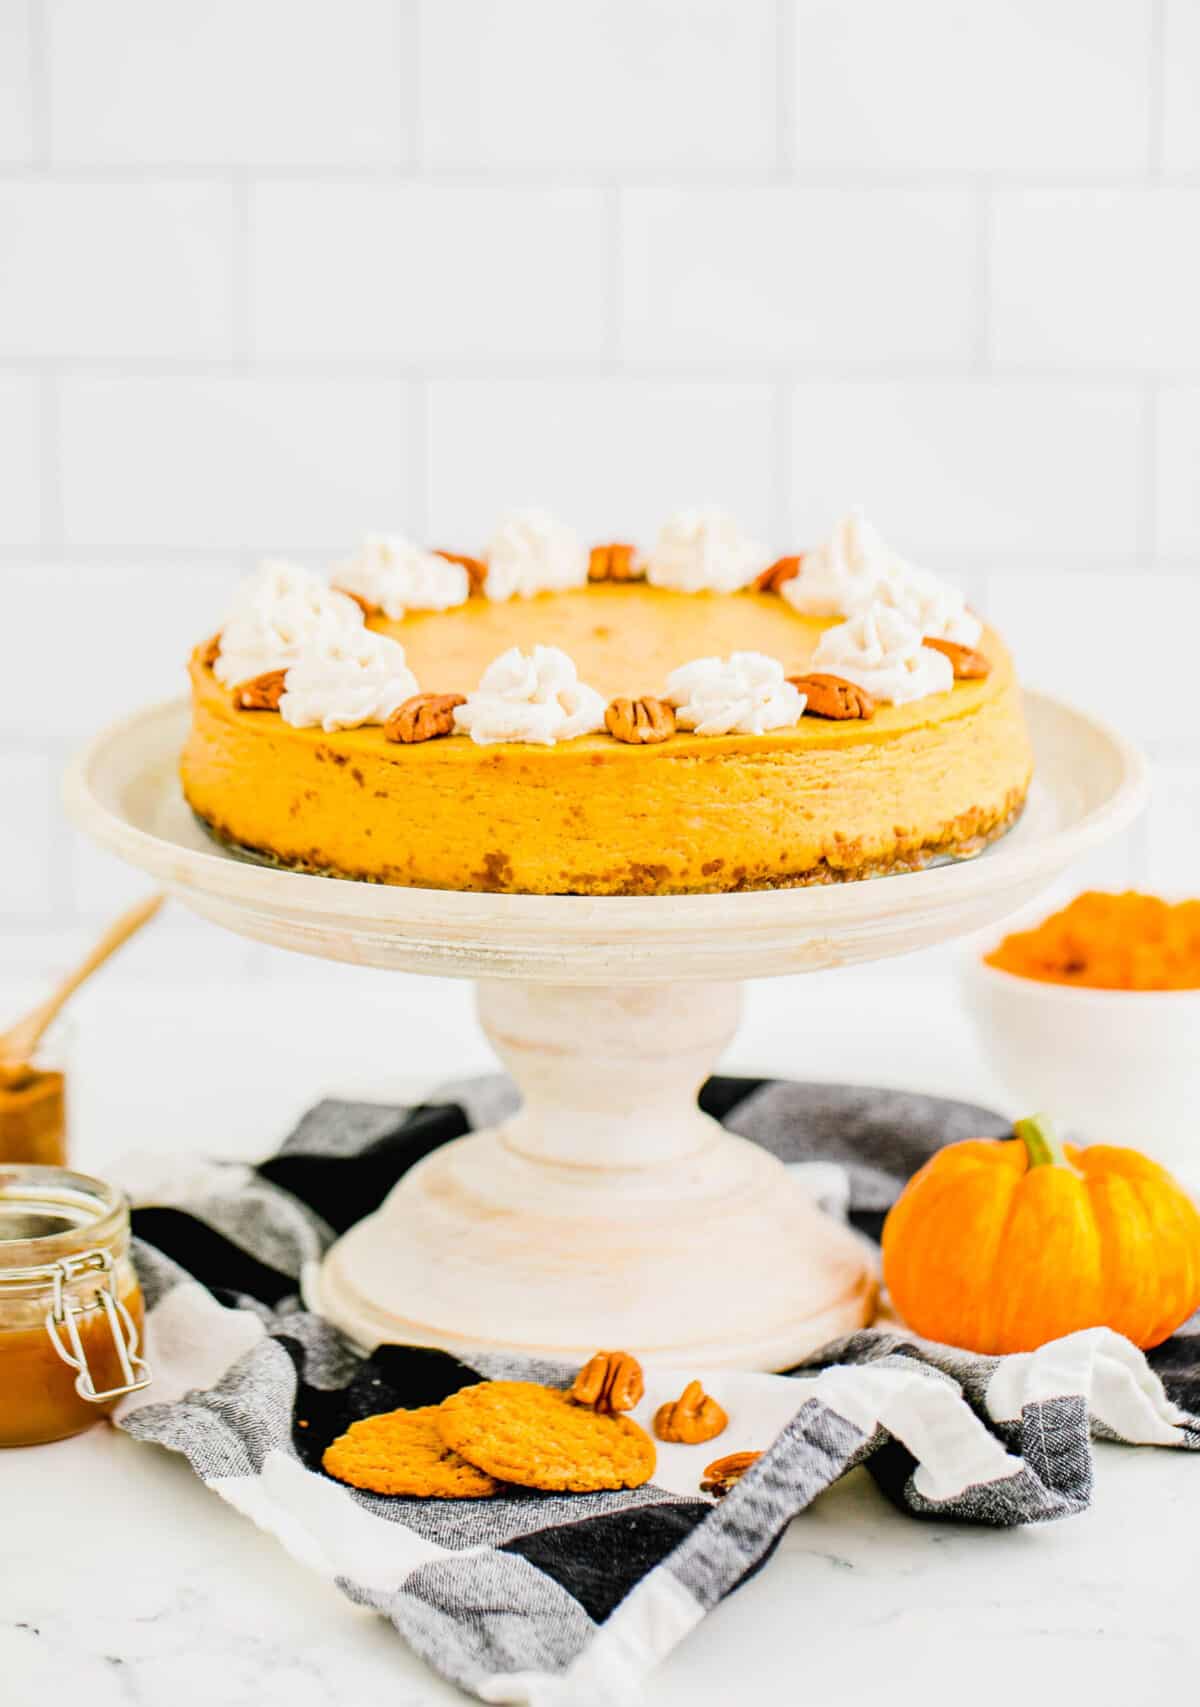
[322,1404,500,1498]
[437,1380,656,1492]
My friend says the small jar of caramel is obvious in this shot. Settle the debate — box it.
[0,1024,70,1167]
[0,1165,150,1447]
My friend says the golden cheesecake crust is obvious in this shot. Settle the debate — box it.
[180,585,1033,895]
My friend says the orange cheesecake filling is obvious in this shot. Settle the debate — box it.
[181,583,1031,895]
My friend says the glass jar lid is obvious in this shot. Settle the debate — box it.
[0,1164,150,1403]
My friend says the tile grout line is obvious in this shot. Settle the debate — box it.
[972,185,993,374]
[771,381,792,544]
[26,0,51,166]
[604,185,623,364]
[1147,0,1167,178]
[1,162,1197,189]
[230,172,253,368]
[0,356,1180,384]
[774,0,795,180]
[410,375,431,540]
[5,542,1183,575]
[409,0,425,172]
[1139,378,1160,563]
[37,372,63,552]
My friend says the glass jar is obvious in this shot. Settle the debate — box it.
[0,1165,150,1447]
[0,1023,70,1167]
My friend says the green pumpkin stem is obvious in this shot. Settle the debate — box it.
[1014,1113,1066,1170]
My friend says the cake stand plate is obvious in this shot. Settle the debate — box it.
[65,692,1145,1368]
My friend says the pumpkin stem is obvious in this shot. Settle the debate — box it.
[1014,1113,1066,1170]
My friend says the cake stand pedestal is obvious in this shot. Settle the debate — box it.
[318,979,875,1367]
[66,691,1145,1368]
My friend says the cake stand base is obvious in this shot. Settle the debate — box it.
[313,980,877,1368]
[66,693,1147,1371]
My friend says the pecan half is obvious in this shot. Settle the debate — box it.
[700,1449,761,1497]
[605,696,676,744]
[571,1350,645,1414]
[588,543,643,583]
[753,554,802,593]
[200,631,222,669]
[654,1380,728,1445]
[787,672,876,720]
[384,692,466,744]
[232,669,287,711]
[924,636,991,679]
[434,549,488,595]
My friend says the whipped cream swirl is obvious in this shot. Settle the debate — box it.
[214,559,364,688]
[783,509,981,645]
[860,561,982,647]
[666,651,806,736]
[646,509,767,595]
[781,510,903,618]
[810,603,954,706]
[279,628,418,732]
[483,511,589,602]
[332,535,469,620]
[454,645,606,746]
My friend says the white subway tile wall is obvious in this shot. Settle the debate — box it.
[0,0,1193,961]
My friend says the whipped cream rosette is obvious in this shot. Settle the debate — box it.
[279,628,418,733]
[214,559,364,689]
[666,651,806,736]
[332,535,470,620]
[454,645,607,746]
[784,510,980,646]
[483,512,590,602]
[646,509,767,595]
[781,510,901,618]
[860,562,982,648]
[811,603,954,706]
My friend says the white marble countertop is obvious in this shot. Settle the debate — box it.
[1,936,1194,1703]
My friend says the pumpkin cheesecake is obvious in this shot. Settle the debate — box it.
[180,509,1033,895]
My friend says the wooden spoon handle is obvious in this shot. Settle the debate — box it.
[1,892,165,1065]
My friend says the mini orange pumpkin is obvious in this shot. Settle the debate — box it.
[882,1115,1200,1354]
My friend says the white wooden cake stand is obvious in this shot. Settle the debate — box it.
[65,692,1145,1370]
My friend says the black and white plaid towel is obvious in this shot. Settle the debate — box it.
[113,1077,1200,1706]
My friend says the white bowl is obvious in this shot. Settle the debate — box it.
[963,956,1200,1186]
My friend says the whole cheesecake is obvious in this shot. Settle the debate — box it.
[181,513,1032,896]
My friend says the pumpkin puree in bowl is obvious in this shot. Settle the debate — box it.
[181,583,1033,895]
[986,891,1200,991]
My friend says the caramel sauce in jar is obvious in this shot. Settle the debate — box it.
[0,1166,149,1447]
[0,1069,68,1167]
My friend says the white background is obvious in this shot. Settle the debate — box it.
[1,0,1198,988]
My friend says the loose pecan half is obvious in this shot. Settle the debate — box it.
[434,549,488,595]
[200,631,222,669]
[924,636,991,679]
[588,543,643,583]
[605,696,676,745]
[384,692,466,744]
[232,669,287,711]
[571,1350,645,1414]
[700,1450,762,1497]
[654,1380,728,1445]
[753,555,802,593]
[787,672,876,720]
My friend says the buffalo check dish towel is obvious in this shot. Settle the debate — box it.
[113,1078,1200,1706]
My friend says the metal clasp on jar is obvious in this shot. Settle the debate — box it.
[43,1247,151,1403]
